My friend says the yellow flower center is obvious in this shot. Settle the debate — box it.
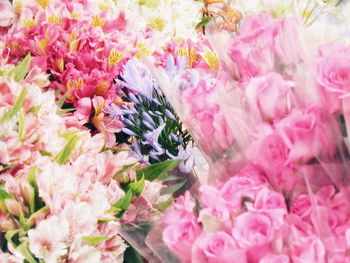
[36,38,49,55]
[91,16,106,27]
[66,78,84,101]
[149,17,165,32]
[108,49,123,67]
[34,0,50,9]
[47,13,61,24]
[95,80,109,96]
[136,42,152,59]
[202,49,219,72]
[22,18,37,29]
[13,0,24,13]
[56,58,64,73]
[70,11,80,20]
[69,32,79,52]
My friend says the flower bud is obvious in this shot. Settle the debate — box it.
[0,216,17,231]
[20,181,34,205]
[4,199,22,217]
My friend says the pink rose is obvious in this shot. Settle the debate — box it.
[229,14,275,81]
[293,236,326,263]
[249,131,296,191]
[259,254,290,263]
[315,43,350,113]
[163,192,195,225]
[232,211,274,248]
[290,194,312,219]
[163,217,202,262]
[182,81,234,158]
[274,17,304,66]
[255,188,287,211]
[192,232,247,263]
[244,72,293,121]
[276,107,335,164]
[220,172,264,211]
[254,187,287,226]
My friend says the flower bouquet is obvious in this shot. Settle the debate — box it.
[139,0,350,262]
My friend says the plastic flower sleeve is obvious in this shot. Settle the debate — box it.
[144,55,239,169]
[142,3,350,262]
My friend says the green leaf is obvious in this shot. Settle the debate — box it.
[0,162,18,173]
[128,175,145,196]
[101,147,131,153]
[27,166,45,212]
[155,198,173,212]
[0,187,14,213]
[97,218,117,223]
[9,53,31,81]
[54,88,62,98]
[39,150,53,157]
[160,179,187,195]
[0,88,27,124]
[0,187,14,200]
[113,162,138,181]
[26,206,49,229]
[16,240,39,263]
[123,246,144,263]
[162,175,182,182]
[56,92,67,109]
[58,130,79,140]
[112,190,132,218]
[56,108,74,115]
[54,135,81,165]
[136,159,181,181]
[30,105,41,114]
[195,16,212,29]
[82,236,110,246]
[194,198,201,217]
[5,229,20,248]
[18,109,25,141]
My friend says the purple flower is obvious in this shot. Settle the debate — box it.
[104,103,133,119]
[143,124,166,156]
[118,59,155,100]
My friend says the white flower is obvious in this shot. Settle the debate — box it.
[68,237,101,263]
[0,251,23,263]
[116,0,203,43]
[28,216,69,263]
[61,201,97,239]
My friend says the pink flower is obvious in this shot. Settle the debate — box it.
[74,97,92,123]
[259,254,290,263]
[290,194,312,219]
[220,166,266,211]
[276,107,335,163]
[315,43,350,113]
[0,0,16,27]
[28,216,69,263]
[0,251,23,263]
[292,236,326,263]
[249,131,296,191]
[254,187,287,226]
[244,72,293,121]
[230,14,275,81]
[68,238,101,263]
[192,232,247,263]
[232,211,274,248]
[274,17,304,66]
[182,80,234,158]
[163,191,195,226]
[163,217,202,262]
